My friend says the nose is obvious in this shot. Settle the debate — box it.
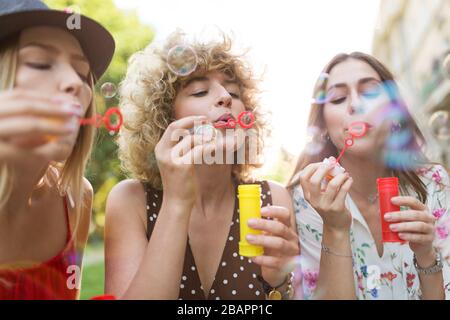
[214,86,232,109]
[59,65,84,97]
[347,89,361,115]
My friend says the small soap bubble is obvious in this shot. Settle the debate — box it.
[429,110,450,141]
[167,45,198,77]
[101,82,117,99]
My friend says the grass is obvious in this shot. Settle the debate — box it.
[79,241,105,300]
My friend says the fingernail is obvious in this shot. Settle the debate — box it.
[248,219,257,226]
[246,234,255,241]
[384,213,392,221]
[389,224,398,231]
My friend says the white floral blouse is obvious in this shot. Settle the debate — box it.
[292,165,450,300]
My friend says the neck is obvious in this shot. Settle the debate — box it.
[192,164,234,218]
[2,158,50,217]
[339,153,390,199]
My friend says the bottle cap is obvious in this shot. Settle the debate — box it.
[238,184,261,197]
[377,177,399,190]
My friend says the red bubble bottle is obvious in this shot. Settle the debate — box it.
[377,177,403,243]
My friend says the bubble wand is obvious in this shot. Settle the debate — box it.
[79,107,123,132]
[335,121,369,164]
[213,111,255,129]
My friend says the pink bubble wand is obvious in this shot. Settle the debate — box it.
[213,111,255,129]
[79,107,123,132]
[335,121,369,164]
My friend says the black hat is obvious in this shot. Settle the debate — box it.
[0,0,115,82]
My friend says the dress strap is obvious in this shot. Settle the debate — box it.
[259,180,273,207]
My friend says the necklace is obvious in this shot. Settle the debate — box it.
[351,189,379,204]
[367,194,379,204]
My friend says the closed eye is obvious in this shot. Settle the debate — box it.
[329,96,346,104]
[229,92,240,99]
[192,91,208,97]
[26,62,51,70]
[361,88,381,99]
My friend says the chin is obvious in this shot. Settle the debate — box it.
[46,140,76,162]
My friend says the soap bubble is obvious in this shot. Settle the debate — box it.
[429,110,450,141]
[167,45,198,76]
[100,82,117,99]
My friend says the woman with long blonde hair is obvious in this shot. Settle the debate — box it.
[0,0,114,299]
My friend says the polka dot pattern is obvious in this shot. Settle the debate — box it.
[144,180,273,300]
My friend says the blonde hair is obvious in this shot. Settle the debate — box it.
[0,33,96,231]
[118,30,268,189]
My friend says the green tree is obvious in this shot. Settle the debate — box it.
[45,0,154,239]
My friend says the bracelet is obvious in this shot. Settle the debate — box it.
[321,243,352,258]
[257,272,295,300]
[413,251,443,275]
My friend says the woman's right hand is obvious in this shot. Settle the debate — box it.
[154,115,215,207]
[299,158,354,233]
[0,89,82,160]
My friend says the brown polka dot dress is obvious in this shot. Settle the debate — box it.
[143,179,273,300]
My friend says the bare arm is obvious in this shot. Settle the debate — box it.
[104,180,192,299]
[299,161,356,299]
[105,115,214,299]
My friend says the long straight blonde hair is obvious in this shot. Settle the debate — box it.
[0,33,96,234]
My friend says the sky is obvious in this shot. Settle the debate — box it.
[114,0,381,169]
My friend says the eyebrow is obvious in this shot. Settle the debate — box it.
[22,42,89,63]
[327,77,380,93]
[183,76,239,88]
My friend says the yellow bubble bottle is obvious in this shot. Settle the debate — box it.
[238,184,264,257]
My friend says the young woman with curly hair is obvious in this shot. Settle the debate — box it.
[104,31,299,300]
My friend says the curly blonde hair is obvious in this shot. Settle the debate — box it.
[118,31,269,189]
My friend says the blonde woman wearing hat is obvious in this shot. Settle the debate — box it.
[0,0,114,299]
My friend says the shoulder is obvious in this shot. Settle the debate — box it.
[108,178,146,198]
[106,179,148,226]
[266,180,293,210]
[73,178,94,249]
[416,164,450,190]
[80,177,93,217]
[82,177,93,204]
[107,179,147,212]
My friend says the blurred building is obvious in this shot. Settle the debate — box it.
[373,0,450,167]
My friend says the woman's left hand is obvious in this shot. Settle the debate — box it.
[385,196,437,260]
[246,205,300,287]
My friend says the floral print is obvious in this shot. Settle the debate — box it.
[293,165,450,300]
